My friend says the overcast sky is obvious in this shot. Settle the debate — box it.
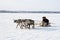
[0,0,60,11]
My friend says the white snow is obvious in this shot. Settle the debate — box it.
[0,13,60,40]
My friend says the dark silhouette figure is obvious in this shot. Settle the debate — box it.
[41,16,49,26]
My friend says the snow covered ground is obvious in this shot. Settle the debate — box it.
[0,13,60,40]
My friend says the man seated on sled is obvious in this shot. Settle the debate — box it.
[41,16,49,27]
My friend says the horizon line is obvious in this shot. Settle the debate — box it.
[0,10,60,13]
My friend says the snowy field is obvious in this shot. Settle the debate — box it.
[0,13,60,40]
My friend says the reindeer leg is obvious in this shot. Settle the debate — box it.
[24,23,27,29]
[32,24,34,29]
[19,23,22,29]
[16,24,19,28]
[20,23,23,29]
[28,24,30,29]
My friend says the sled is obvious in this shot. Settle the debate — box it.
[35,22,54,27]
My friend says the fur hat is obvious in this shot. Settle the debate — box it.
[42,16,46,18]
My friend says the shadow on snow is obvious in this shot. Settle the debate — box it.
[34,25,60,31]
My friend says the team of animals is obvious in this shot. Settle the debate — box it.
[14,16,51,29]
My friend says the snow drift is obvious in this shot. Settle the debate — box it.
[0,13,60,40]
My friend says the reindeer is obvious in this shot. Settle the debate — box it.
[25,19,34,29]
[14,19,35,29]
